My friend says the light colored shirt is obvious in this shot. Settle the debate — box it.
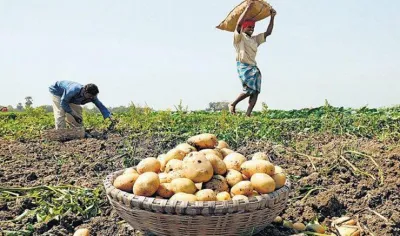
[234,29,266,65]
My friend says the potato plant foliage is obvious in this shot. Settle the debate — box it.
[1,104,399,145]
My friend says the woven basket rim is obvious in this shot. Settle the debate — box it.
[104,168,291,215]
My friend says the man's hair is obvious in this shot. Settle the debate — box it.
[85,84,99,96]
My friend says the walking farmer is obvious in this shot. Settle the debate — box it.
[229,0,277,116]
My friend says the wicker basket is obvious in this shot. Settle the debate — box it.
[41,127,85,141]
[104,169,291,236]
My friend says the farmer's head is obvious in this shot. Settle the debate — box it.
[242,20,255,36]
[83,83,99,99]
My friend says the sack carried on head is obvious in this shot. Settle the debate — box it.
[216,0,272,32]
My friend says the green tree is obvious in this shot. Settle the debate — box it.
[25,96,33,108]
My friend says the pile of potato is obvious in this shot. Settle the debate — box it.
[113,133,287,202]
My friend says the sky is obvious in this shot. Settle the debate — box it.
[0,0,399,111]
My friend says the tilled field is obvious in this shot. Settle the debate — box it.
[0,134,399,235]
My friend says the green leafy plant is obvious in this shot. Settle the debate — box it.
[0,185,104,227]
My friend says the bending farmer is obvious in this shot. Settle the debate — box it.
[49,80,112,129]
[229,0,276,117]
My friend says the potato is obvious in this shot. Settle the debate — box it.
[232,195,248,201]
[165,159,183,173]
[343,219,357,226]
[306,224,325,234]
[220,148,234,158]
[123,167,138,175]
[133,172,160,197]
[156,183,174,198]
[113,173,139,192]
[230,181,253,196]
[74,228,90,236]
[217,140,229,149]
[182,152,213,183]
[251,173,275,194]
[167,170,185,181]
[265,162,276,176]
[274,165,284,174]
[240,160,275,178]
[160,150,185,172]
[157,154,167,172]
[213,148,225,159]
[273,216,283,224]
[195,189,217,201]
[187,133,218,149]
[164,148,186,164]
[170,193,197,202]
[200,149,223,160]
[137,157,161,174]
[283,220,294,229]
[272,173,286,189]
[223,153,247,171]
[205,153,227,175]
[171,178,197,194]
[252,152,269,161]
[182,155,190,161]
[293,222,306,231]
[226,169,243,187]
[216,191,231,201]
[159,172,170,183]
[204,175,229,193]
[175,143,197,155]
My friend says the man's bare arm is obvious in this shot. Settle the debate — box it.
[264,9,277,39]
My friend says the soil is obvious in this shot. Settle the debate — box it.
[0,134,399,236]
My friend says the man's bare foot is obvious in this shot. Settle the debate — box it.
[229,103,236,114]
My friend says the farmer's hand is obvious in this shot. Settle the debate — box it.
[106,116,117,129]
[270,8,277,17]
[106,116,114,124]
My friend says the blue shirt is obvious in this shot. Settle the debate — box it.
[49,80,111,119]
